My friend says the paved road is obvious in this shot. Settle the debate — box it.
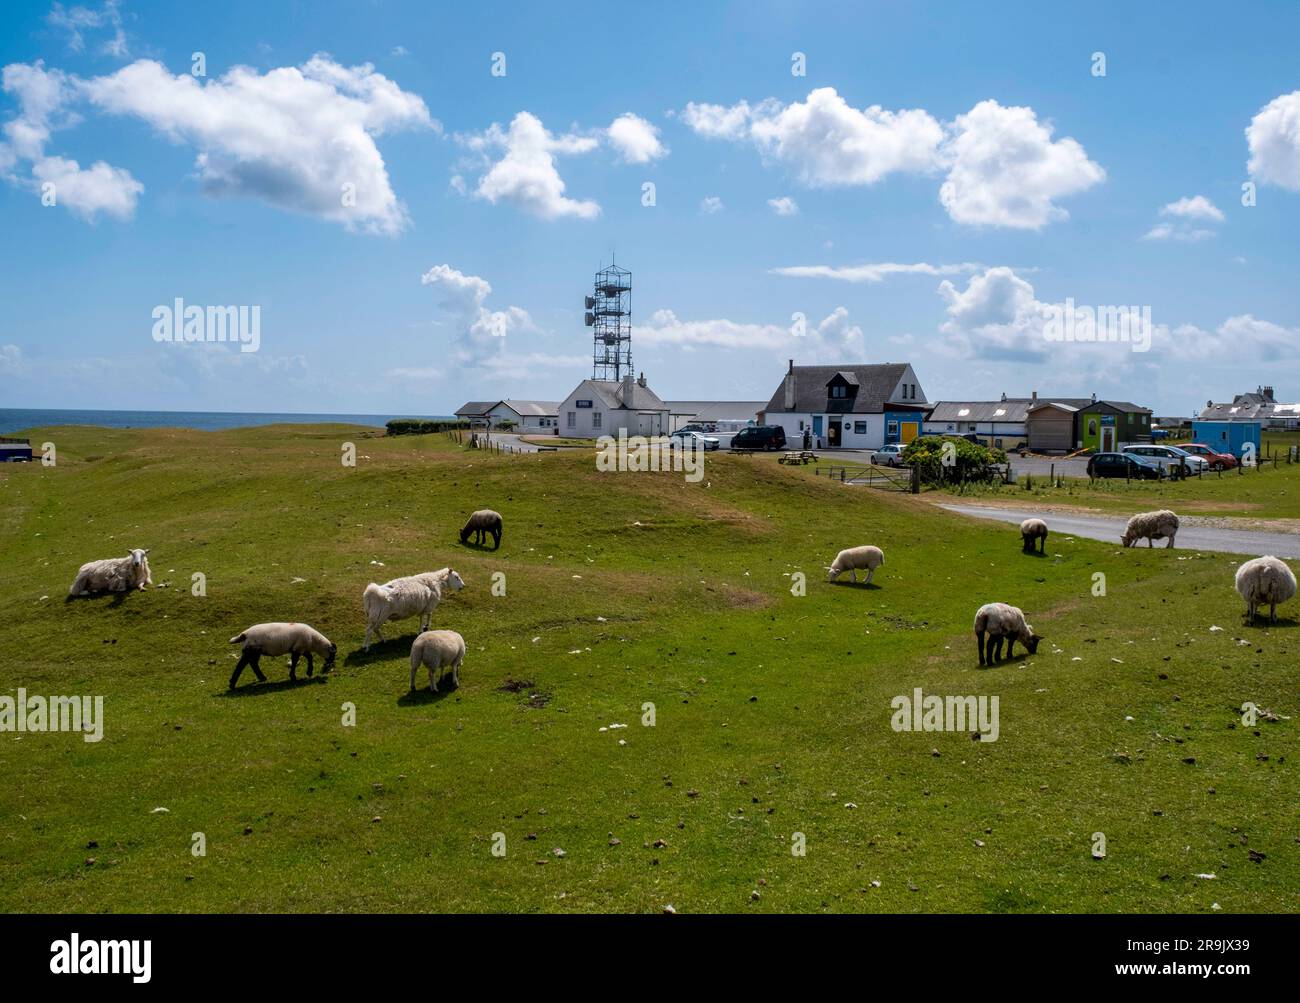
[939,504,1300,558]
[476,432,545,453]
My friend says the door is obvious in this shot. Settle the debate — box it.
[828,421,841,447]
[1101,426,1115,451]
[901,421,919,444]
[812,416,823,437]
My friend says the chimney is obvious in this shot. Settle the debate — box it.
[622,371,635,404]
[1091,391,1097,404]
[1000,391,1007,402]
[1031,390,1038,403]
[783,362,796,410]
[1263,385,1275,402]
[637,371,647,388]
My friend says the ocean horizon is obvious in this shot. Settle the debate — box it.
[0,408,456,436]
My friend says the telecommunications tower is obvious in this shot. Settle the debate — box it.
[584,261,632,381]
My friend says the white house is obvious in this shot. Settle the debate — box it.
[759,360,928,450]
[559,372,671,438]
[488,399,560,433]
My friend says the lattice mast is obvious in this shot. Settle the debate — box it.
[585,262,632,381]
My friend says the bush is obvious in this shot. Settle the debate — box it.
[386,419,469,436]
[902,435,1007,487]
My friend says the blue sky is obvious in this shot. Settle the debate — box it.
[2,0,1298,416]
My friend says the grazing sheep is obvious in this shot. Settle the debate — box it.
[409,629,466,692]
[826,545,885,584]
[1235,555,1297,625]
[362,568,465,651]
[1121,509,1180,548]
[460,509,503,549]
[1020,518,1048,554]
[228,622,336,689]
[68,549,152,596]
[973,602,1043,666]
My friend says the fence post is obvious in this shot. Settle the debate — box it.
[910,466,920,494]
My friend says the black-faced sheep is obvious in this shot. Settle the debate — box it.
[1121,509,1179,548]
[228,622,336,688]
[1235,555,1297,625]
[460,509,503,549]
[362,568,464,651]
[68,549,152,596]
[973,602,1043,666]
[1020,518,1048,554]
[826,545,885,584]
[409,629,466,692]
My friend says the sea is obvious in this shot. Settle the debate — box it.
[0,409,455,436]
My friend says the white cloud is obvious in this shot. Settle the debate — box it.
[0,343,25,374]
[684,90,1102,228]
[1160,195,1224,222]
[1142,194,1224,241]
[699,195,724,214]
[766,196,798,215]
[937,266,1053,361]
[47,1,128,59]
[636,306,864,363]
[77,55,435,233]
[1160,314,1299,361]
[607,112,666,163]
[684,87,943,187]
[1247,91,1300,190]
[938,100,1104,229]
[458,111,599,220]
[391,46,410,57]
[32,154,142,219]
[772,261,981,283]
[420,263,541,371]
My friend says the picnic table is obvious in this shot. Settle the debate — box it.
[779,450,819,465]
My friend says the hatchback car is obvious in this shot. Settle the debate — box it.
[871,443,906,466]
[1087,452,1165,480]
[731,425,787,451]
[1122,444,1208,475]
[668,429,720,451]
[1176,442,1237,470]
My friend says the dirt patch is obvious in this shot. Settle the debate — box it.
[497,678,551,708]
[497,678,536,693]
[717,585,776,610]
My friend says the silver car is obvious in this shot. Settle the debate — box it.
[1122,444,1208,475]
[669,429,720,451]
[871,443,906,467]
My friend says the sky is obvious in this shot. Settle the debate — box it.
[1,0,1299,417]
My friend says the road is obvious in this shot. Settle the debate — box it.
[938,504,1300,558]
[476,432,546,453]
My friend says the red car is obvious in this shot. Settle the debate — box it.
[1178,443,1237,470]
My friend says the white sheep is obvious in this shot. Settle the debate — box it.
[973,602,1043,665]
[362,568,464,651]
[68,549,152,596]
[1020,518,1048,554]
[409,629,466,692]
[826,545,885,584]
[228,622,336,688]
[1121,509,1180,548]
[1235,555,1297,625]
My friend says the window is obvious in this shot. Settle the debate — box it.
[567,412,575,428]
[887,420,899,436]
[593,412,602,429]
[831,385,846,399]
[854,421,867,434]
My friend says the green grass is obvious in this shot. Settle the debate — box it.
[0,424,1295,913]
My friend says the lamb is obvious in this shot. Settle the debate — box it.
[1020,518,1048,554]
[973,602,1043,665]
[826,545,885,584]
[228,622,336,689]
[362,568,464,651]
[1121,509,1180,548]
[68,549,152,596]
[1235,555,1297,625]
[409,629,466,692]
[460,509,503,550]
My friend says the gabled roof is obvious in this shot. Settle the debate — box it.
[566,379,669,412]
[928,399,1036,424]
[495,399,560,417]
[764,363,914,415]
[455,401,499,417]
[666,401,766,422]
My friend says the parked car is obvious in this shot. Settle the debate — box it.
[871,443,906,467]
[668,429,720,451]
[1176,442,1237,470]
[731,425,787,451]
[1087,452,1166,480]
[1122,444,1208,476]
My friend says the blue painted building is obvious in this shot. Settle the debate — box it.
[1191,420,1262,460]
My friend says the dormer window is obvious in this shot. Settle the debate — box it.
[831,385,847,399]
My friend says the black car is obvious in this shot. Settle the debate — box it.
[1086,451,1165,480]
[731,425,787,451]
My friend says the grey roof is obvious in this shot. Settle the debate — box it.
[569,378,669,412]
[666,401,766,421]
[1198,395,1300,420]
[1026,397,1151,415]
[764,363,914,415]
[927,399,1037,424]
[455,401,498,417]
[496,399,560,417]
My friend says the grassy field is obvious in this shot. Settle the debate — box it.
[0,424,1296,913]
